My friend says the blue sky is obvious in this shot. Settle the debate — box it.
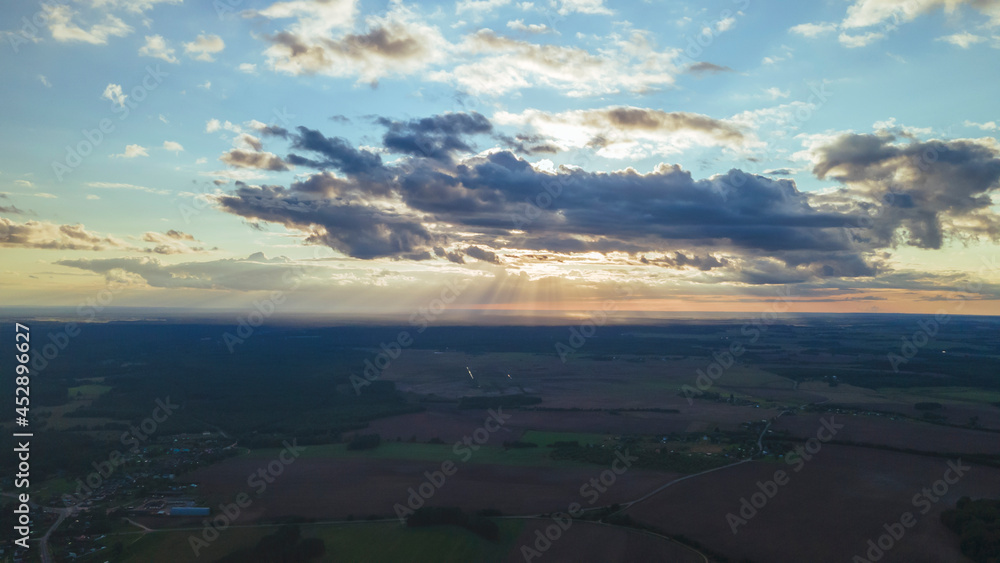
[2,0,999,317]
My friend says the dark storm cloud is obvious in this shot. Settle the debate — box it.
[209,113,1000,283]
[258,124,290,138]
[812,133,1000,249]
[495,133,562,155]
[287,126,383,175]
[377,112,492,161]
[642,252,730,271]
[215,183,435,260]
[465,245,501,264]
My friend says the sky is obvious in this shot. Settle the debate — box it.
[1,0,999,319]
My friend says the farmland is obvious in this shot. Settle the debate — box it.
[2,317,998,562]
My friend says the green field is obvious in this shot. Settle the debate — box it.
[248,441,588,467]
[118,520,524,563]
[879,386,1000,405]
[519,430,612,447]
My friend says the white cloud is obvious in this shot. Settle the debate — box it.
[238,63,258,73]
[764,87,790,99]
[44,4,132,44]
[838,30,885,48]
[101,83,126,107]
[506,19,553,34]
[198,80,212,90]
[262,4,450,85]
[159,114,169,124]
[205,119,242,134]
[163,141,184,152]
[85,181,170,195]
[556,0,612,16]
[965,120,998,131]
[111,144,149,158]
[89,0,182,14]
[841,0,1000,30]
[138,34,178,63]
[37,75,51,87]
[714,17,736,33]
[252,0,357,38]
[435,29,678,97]
[936,31,986,48]
[456,0,511,16]
[183,34,225,62]
[86,194,101,200]
[494,106,750,157]
[789,22,837,37]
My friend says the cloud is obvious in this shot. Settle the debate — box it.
[215,183,435,259]
[165,229,195,240]
[102,83,126,108]
[238,63,258,73]
[0,194,27,215]
[434,29,678,97]
[764,87,790,99]
[495,106,748,157]
[841,0,1000,29]
[0,218,132,250]
[937,31,987,48]
[141,230,207,254]
[111,144,149,158]
[198,80,212,90]
[88,0,182,14]
[85,181,170,195]
[208,112,879,278]
[465,245,501,263]
[789,22,837,38]
[506,19,553,34]
[285,126,386,172]
[37,75,51,87]
[44,4,132,44]
[219,149,290,171]
[139,34,178,63]
[687,61,734,74]
[251,0,357,38]
[377,112,493,161]
[457,0,511,16]
[55,252,313,291]
[163,141,185,153]
[199,114,1000,291]
[838,30,885,47]
[0,204,27,215]
[184,34,225,61]
[965,120,998,131]
[793,0,1000,47]
[555,0,612,16]
[810,132,1000,249]
[260,3,448,84]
